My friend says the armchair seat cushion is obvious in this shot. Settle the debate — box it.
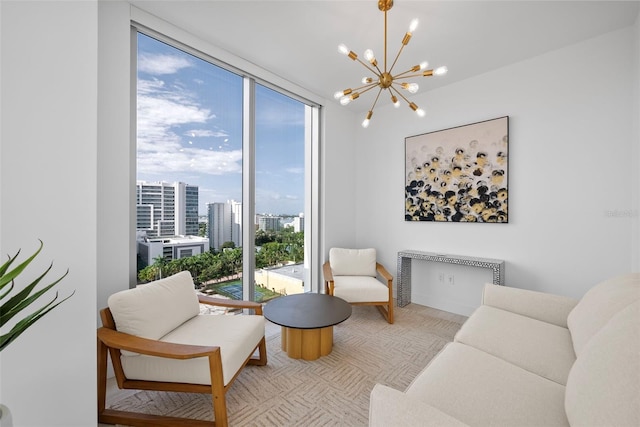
[121,313,265,386]
[454,305,576,385]
[333,276,390,303]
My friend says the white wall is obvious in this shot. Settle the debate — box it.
[0,1,97,426]
[352,26,639,315]
[97,0,133,323]
[321,103,357,268]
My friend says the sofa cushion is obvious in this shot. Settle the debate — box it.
[329,248,377,277]
[333,276,389,303]
[369,384,469,427]
[481,283,578,328]
[565,300,640,427]
[567,273,640,355]
[108,271,200,341]
[454,305,575,385]
[121,313,265,386]
[406,342,569,427]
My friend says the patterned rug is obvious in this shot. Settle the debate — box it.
[109,303,464,426]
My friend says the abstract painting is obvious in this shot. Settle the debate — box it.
[405,116,509,222]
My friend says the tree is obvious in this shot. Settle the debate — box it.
[221,241,235,249]
[152,255,168,279]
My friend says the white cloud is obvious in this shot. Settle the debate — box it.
[138,53,193,75]
[137,78,240,176]
[187,129,228,138]
[286,167,304,174]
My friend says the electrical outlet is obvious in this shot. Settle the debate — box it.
[447,274,455,285]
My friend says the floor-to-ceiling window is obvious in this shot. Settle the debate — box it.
[134,31,318,301]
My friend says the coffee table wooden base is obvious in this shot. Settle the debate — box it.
[280,326,333,360]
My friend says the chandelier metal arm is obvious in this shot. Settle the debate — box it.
[358,83,381,98]
[353,57,380,78]
[393,72,434,80]
[388,43,406,76]
[369,87,383,112]
[389,85,413,106]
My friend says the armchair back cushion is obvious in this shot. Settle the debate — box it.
[108,271,200,341]
[567,273,640,355]
[329,248,377,277]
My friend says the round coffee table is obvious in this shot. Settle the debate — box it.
[263,293,352,360]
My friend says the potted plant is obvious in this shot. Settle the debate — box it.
[0,240,74,425]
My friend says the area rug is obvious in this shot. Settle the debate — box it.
[109,303,465,426]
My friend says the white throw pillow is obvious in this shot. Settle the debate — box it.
[329,248,377,277]
[108,270,200,341]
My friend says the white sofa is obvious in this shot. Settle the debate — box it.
[369,273,640,427]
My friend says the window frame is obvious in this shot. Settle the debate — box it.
[131,18,322,296]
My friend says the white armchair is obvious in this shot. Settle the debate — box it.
[97,271,267,427]
[323,248,394,323]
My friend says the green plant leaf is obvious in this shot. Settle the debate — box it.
[0,240,43,291]
[0,240,73,352]
[0,268,69,327]
[0,282,14,301]
[0,290,75,352]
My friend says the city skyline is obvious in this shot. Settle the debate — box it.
[136,33,306,216]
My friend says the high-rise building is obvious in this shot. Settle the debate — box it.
[257,215,282,232]
[292,213,304,233]
[136,181,199,238]
[208,200,242,250]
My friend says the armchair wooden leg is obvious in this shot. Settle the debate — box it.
[97,336,108,418]
[209,354,228,427]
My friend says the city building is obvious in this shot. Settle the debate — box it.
[137,235,210,268]
[257,215,283,232]
[208,200,242,250]
[292,213,304,233]
[136,181,199,238]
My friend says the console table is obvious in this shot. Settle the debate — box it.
[397,250,505,307]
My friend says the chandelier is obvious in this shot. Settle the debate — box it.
[334,0,448,128]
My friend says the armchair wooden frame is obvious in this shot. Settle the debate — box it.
[97,295,267,427]
[323,261,394,324]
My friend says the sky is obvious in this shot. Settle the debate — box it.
[136,33,306,216]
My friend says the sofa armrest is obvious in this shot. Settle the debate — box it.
[482,284,579,327]
[369,384,468,427]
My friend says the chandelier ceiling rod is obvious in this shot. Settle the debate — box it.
[335,0,448,128]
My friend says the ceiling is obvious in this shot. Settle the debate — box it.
[130,1,639,112]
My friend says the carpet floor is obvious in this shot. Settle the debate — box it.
[107,303,465,426]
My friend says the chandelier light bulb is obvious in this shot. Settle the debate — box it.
[391,95,400,108]
[409,18,419,33]
[340,96,352,106]
[338,44,350,55]
[364,49,374,61]
[420,61,429,70]
[434,66,448,76]
[416,108,426,117]
[362,110,373,128]
[402,82,419,93]
[362,77,373,84]
[334,91,344,99]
